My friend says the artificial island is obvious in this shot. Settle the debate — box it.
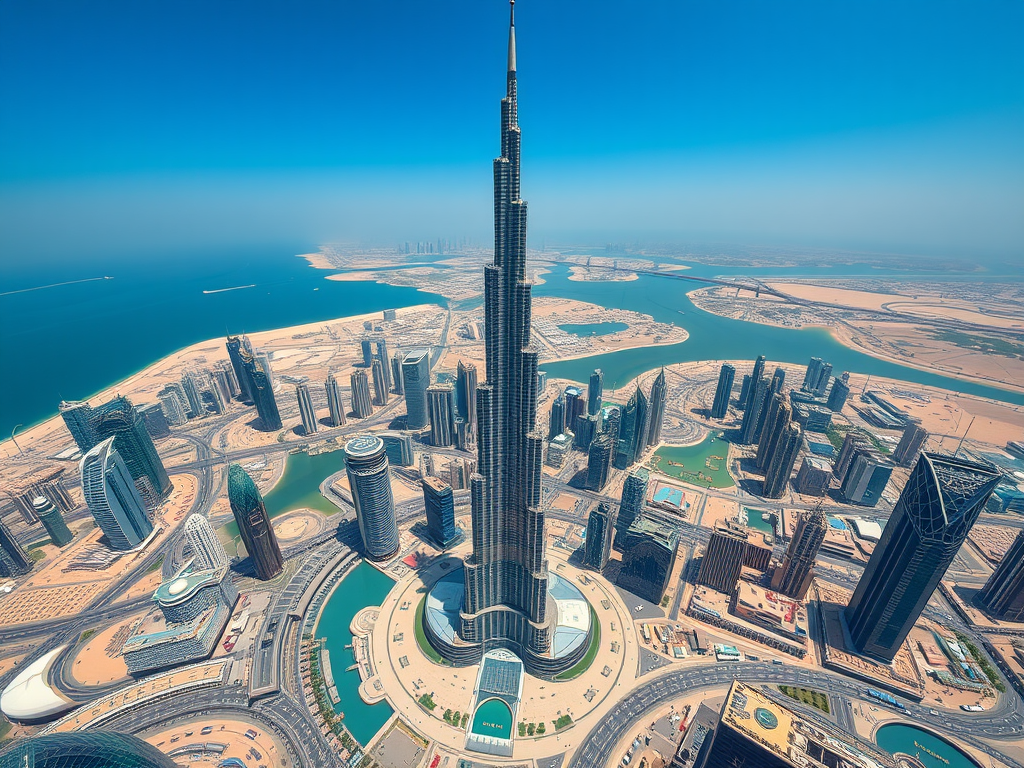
[3,5,1024,768]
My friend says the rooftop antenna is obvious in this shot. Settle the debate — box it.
[954,416,976,459]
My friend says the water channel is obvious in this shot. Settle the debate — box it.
[875,722,981,768]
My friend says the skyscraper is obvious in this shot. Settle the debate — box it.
[614,385,649,469]
[402,350,430,429]
[645,368,667,447]
[0,732,180,768]
[763,422,802,499]
[563,385,586,427]
[845,453,1001,662]
[242,350,282,431]
[573,413,598,451]
[374,338,393,392]
[586,433,613,492]
[548,394,566,439]
[225,334,254,402]
[138,402,171,440]
[295,383,318,435]
[370,357,389,406]
[744,355,766,410]
[802,356,832,395]
[618,516,679,604]
[360,339,374,368]
[182,513,228,570]
[978,529,1024,621]
[826,372,851,412]
[697,526,748,594]
[227,464,284,580]
[615,468,649,548]
[345,436,399,560]
[587,369,604,416]
[391,354,405,395]
[710,363,735,419]
[422,476,459,549]
[350,369,374,419]
[427,382,456,447]
[158,388,189,426]
[0,516,32,577]
[181,371,204,418]
[841,451,894,506]
[771,507,826,599]
[739,375,770,445]
[582,502,616,572]
[32,496,73,548]
[894,423,928,467]
[755,392,790,472]
[770,366,786,394]
[738,374,752,410]
[834,431,870,483]
[456,360,478,428]
[325,372,347,427]
[794,456,832,496]
[81,437,154,551]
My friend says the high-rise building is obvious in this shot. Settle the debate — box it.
[802,356,832,396]
[227,464,284,580]
[710,363,735,419]
[755,392,790,472]
[391,354,405,395]
[242,350,281,431]
[745,355,766,410]
[845,453,1001,662]
[582,502,616,572]
[0,732,181,768]
[601,404,621,443]
[157,387,189,426]
[826,372,850,412]
[350,369,374,419]
[894,423,928,467]
[427,382,456,447]
[402,350,431,429]
[215,359,239,400]
[841,451,893,506]
[370,358,389,406]
[618,516,679,604]
[646,368,668,447]
[138,402,171,440]
[295,383,318,435]
[771,507,827,600]
[374,339,392,391]
[763,422,802,499]
[978,529,1024,621]
[614,386,649,469]
[615,468,649,548]
[179,514,226,572]
[697,525,748,594]
[422,476,459,549]
[794,456,832,496]
[545,433,573,468]
[380,432,415,466]
[181,371,204,418]
[834,431,870,483]
[360,339,374,368]
[345,436,399,560]
[563,385,586,427]
[770,366,786,394]
[738,374,752,411]
[32,496,73,548]
[586,433,613,492]
[0,516,32,577]
[225,335,254,402]
[456,360,478,428]
[587,369,604,416]
[793,402,832,434]
[81,437,154,551]
[548,394,566,439]
[739,375,770,445]
[325,372,347,427]
[573,413,598,451]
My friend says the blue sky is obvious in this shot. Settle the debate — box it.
[1,0,1022,260]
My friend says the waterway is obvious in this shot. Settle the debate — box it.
[315,561,397,746]
[651,432,734,489]
[875,722,980,768]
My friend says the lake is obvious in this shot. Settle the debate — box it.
[651,432,734,489]
[875,722,980,768]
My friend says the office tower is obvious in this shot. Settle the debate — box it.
[380,432,415,466]
[215,359,239,400]
[894,423,928,468]
[845,453,1000,662]
[225,334,254,402]
[563,385,586,427]
[344,436,399,560]
[614,386,649,469]
[574,413,597,451]
[158,387,189,426]
[645,368,667,447]
[242,351,281,431]
[582,502,616,572]
[0,516,32,577]
[834,431,870,483]
[771,507,827,600]
[826,373,850,412]
[182,513,228,571]
[325,372,347,427]
[422,476,459,549]
[455,418,472,451]
[32,496,73,548]
[80,438,153,551]
[755,392,790,471]
[360,339,374,368]
[138,402,171,440]
[371,357,389,406]
[794,456,832,496]
[586,434,613,492]
[391,354,405,395]
[587,369,604,416]
[802,356,832,395]
[427,382,456,447]
[545,433,573,468]
[456,360,478,427]
[89,397,173,502]
[739,375,770,445]
[374,339,392,391]
[697,526,748,594]
[402,350,431,429]
[841,452,894,506]
[181,371,204,418]
[770,366,786,394]
[59,400,99,453]
[548,394,566,438]
[383,308,397,321]
[601,404,621,443]
[618,516,680,604]
[227,464,283,580]
[0,732,181,768]
[615,468,649,547]
[350,369,374,419]
[763,422,802,499]
[815,362,833,395]
[536,370,548,391]
[710,363,735,419]
[793,402,832,433]
[978,529,1024,621]
[738,375,752,411]
[295,383,318,435]
[744,355,766,409]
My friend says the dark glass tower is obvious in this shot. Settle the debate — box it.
[240,349,281,431]
[586,433,613,492]
[645,368,667,447]
[225,334,254,402]
[615,468,649,549]
[710,363,734,419]
[771,506,826,599]
[582,502,615,572]
[227,463,284,580]
[33,496,74,548]
[845,453,1001,662]
[0,732,180,768]
[402,350,430,429]
[456,360,478,427]
[744,355,766,409]
[345,436,399,560]
[739,375,770,445]
[423,476,459,549]
[0,516,32,577]
[587,369,604,416]
[614,386,649,469]
[978,529,1024,621]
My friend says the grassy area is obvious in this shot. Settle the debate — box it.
[778,685,831,714]
[419,693,437,711]
[80,629,96,643]
[413,596,448,665]
[0,717,12,742]
[554,714,573,730]
[28,549,46,563]
[146,554,165,574]
[554,604,601,681]
[825,424,889,455]
[956,632,1007,693]
[931,330,1024,359]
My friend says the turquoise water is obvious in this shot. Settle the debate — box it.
[650,432,733,488]
[558,321,628,336]
[471,698,513,739]
[875,723,980,768]
[316,562,396,746]
[222,450,344,539]
[743,507,777,536]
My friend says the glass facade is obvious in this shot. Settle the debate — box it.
[80,437,153,550]
[345,436,399,560]
[227,464,284,580]
[0,732,179,768]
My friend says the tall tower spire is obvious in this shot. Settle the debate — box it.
[508,1,517,73]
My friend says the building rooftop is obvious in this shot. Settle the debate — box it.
[0,647,76,722]
[345,435,385,457]
[153,566,226,606]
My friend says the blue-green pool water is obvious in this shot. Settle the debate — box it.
[875,723,980,768]
[558,321,628,336]
[650,432,733,488]
[316,561,397,746]
[471,698,513,739]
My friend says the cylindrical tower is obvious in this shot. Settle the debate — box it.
[344,436,399,560]
[33,496,73,548]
